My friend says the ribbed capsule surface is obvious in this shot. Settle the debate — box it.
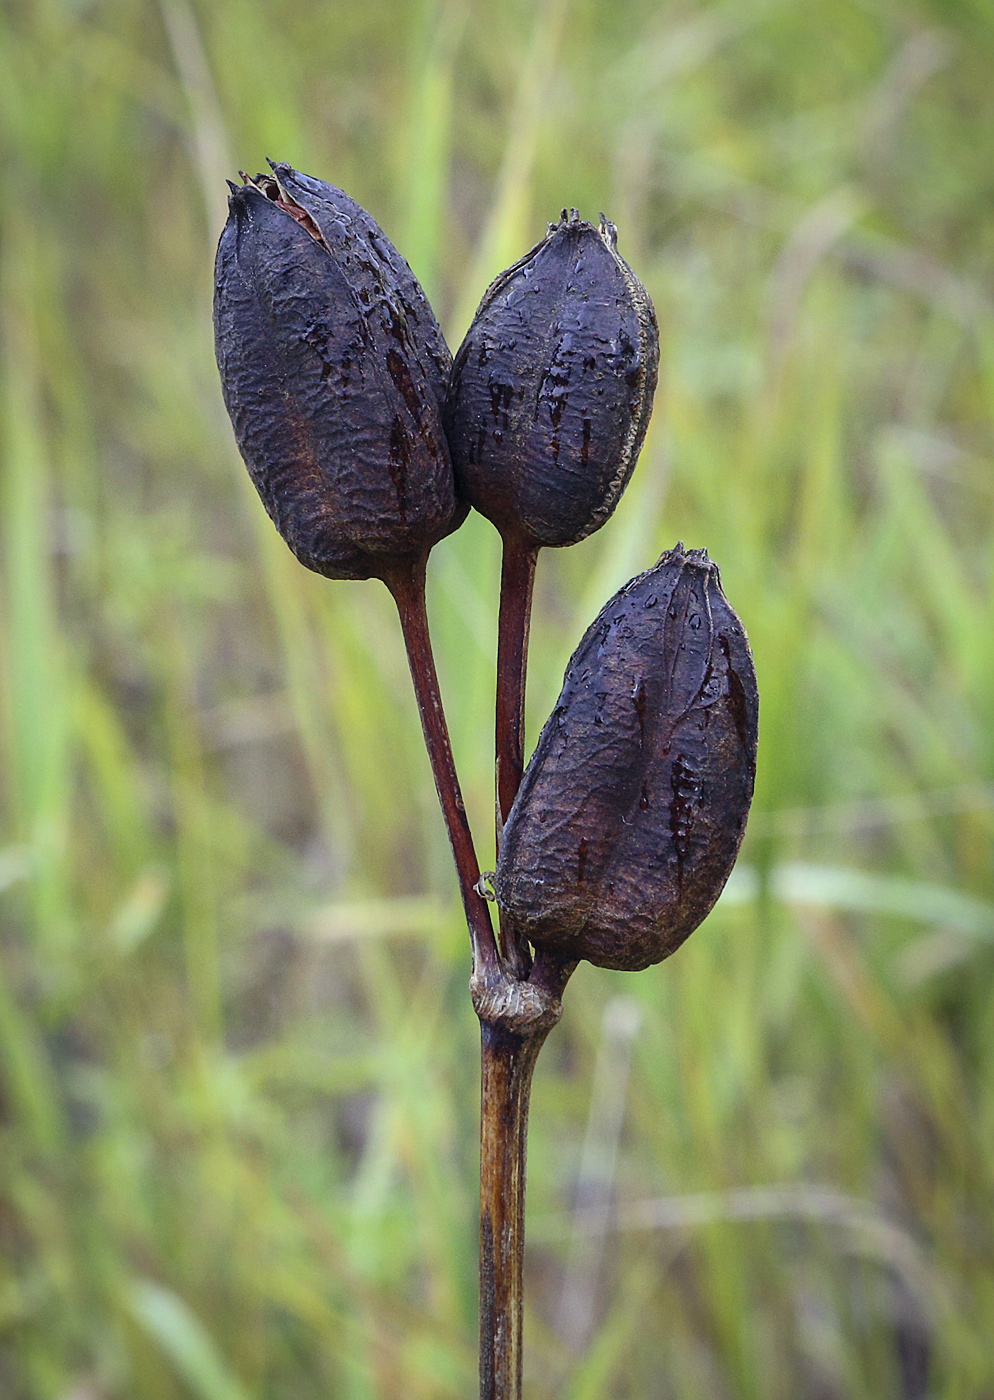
[496,545,758,971]
[214,163,465,581]
[444,210,659,548]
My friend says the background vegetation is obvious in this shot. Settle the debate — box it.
[1,0,993,1395]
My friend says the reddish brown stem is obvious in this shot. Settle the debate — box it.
[387,553,575,1400]
[495,536,539,977]
[479,1021,545,1400]
[495,536,539,836]
[386,555,501,984]
[478,951,574,1400]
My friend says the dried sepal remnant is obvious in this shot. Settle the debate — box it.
[496,545,758,971]
[214,162,466,582]
[444,209,659,549]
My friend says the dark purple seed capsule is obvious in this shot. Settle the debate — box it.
[444,209,659,548]
[214,162,466,582]
[495,544,758,971]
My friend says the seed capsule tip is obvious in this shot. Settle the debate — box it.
[267,159,295,192]
[598,213,619,249]
[656,541,715,573]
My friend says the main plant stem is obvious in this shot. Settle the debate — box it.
[479,952,574,1400]
[479,1022,546,1400]
[386,554,572,1400]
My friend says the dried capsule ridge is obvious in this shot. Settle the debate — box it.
[214,162,465,582]
[496,544,758,971]
[444,209,659,549]
[250,164,452,394]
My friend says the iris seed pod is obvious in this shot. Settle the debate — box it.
[214,162,465,581]
[496,545,758,971]
[444,209,659,548]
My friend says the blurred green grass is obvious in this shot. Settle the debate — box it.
[1,0,993,1395]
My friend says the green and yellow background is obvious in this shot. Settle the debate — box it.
[1,0,993,1394]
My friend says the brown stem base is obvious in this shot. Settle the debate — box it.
[476,950,575,1400]
[479,1022,545,1400]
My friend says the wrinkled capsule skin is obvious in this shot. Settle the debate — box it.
[444,209,659,548]
[214,162,466,581]
[496,545,758,971]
